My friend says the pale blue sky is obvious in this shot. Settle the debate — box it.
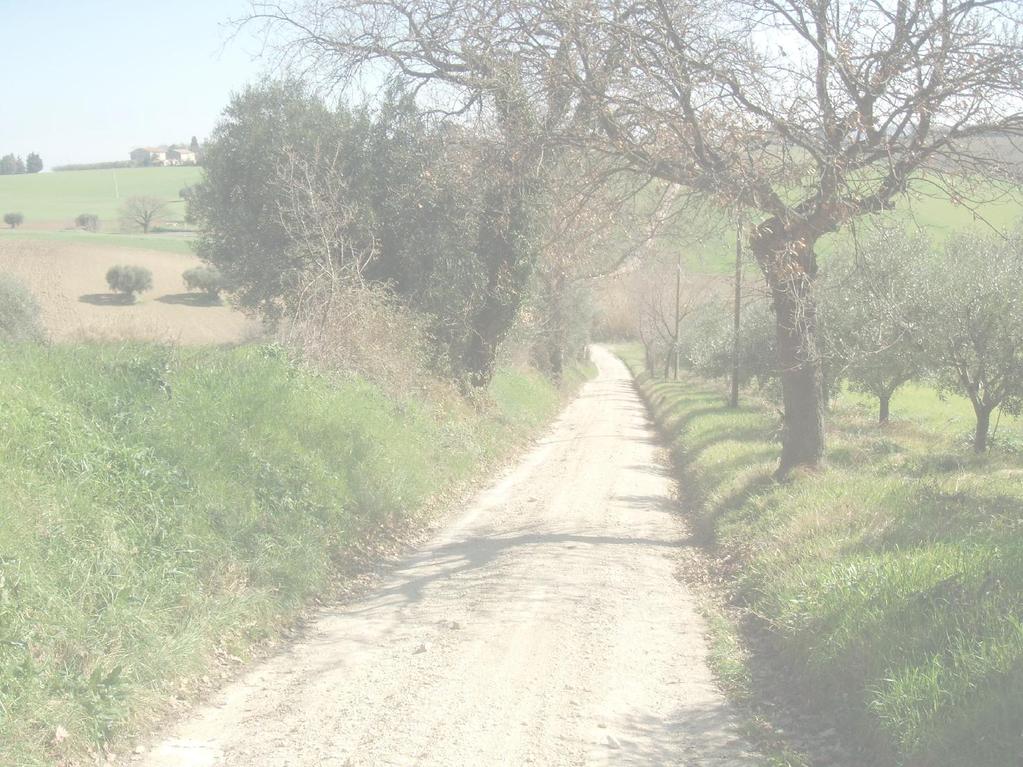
[0,0,269,168]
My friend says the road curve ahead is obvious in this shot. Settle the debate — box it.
[140,345,757,767]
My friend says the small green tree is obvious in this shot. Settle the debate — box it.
[26,153,42,173]
[75,213,99,232]
[4,212,24,229]
[683,297,777,388]
[918,232,1023,452]
[0,154,17,175]
[106,265,153,302]
[0,275,44,342]
[822,231,929,424]
[182,265,226,300]
[179,186,198,225]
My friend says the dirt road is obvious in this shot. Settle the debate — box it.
[139,346,756,766]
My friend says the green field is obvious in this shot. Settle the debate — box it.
[664,182,1023,275]
[618,345,1023,767]
[0,166,201,230]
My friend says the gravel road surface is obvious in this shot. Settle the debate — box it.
[139,345,757,766]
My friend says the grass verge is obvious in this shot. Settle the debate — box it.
[616,345,1023,767]
[0,342,590,765]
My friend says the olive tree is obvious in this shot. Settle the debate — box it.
[183,266,228,300]
[4,212,23,229]
[75,213,99,232]
[106,265,153,302]
[917,233,1023,452]
[682,295,778,389]
[189,81,362,322]
[821,230,929,423]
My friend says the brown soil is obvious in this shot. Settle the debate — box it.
[0,238,258,344]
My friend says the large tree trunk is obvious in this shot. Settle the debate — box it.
[879,392,891,424]
[753,221,826,477]
[973,404,992,453]
[465,320,501,389]
[772,280,826,474]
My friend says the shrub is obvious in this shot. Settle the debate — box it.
[4,212,24,229]
[105,265,153,302]
[182,265,226,299]
[0,275,44,342]
[75,213,100,232]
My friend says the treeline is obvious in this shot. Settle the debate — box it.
[635,227,1023,453]
[190,82,601,390]
[51,160,133,172]
[0,152,42,174]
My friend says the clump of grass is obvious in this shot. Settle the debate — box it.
[0,343,583,766]
[617,345,1023,767]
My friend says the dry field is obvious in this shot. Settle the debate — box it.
[0,237,259,344]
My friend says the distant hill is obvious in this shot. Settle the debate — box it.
[0,166,202,231]
[657,176,1023,276]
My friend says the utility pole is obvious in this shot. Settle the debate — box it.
[729,219,742,407]
[673,258,682,380]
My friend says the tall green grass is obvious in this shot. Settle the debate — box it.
[0,343,578,765]
[618,346,1023,767]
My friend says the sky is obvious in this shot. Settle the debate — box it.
[0,0,269,168]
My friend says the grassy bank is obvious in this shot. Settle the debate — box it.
[617,346,1023,767]
[0,343,586,765]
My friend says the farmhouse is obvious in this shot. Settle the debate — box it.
[130,147,167,166]
[167,147,196,164]
[129,145,197,167]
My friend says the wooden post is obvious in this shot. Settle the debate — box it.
[730,220,742,408]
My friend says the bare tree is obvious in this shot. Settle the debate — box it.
[120,196,168,234]
[631,258,707,378]
[564,0,1023,473]
[534,161,682,377]
[248,0,1023,471]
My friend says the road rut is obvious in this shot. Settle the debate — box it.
[139,345,756,766]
